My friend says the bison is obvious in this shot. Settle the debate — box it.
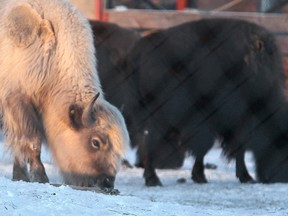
[0,0,129,191]
[125,18,286,186]
[90,21,188,170]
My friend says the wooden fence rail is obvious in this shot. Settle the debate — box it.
[105,9,288,74]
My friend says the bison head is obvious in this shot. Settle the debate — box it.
[46,93,129,190]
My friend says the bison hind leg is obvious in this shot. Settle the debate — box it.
[236,150,255,183]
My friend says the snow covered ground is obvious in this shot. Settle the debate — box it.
[0,140,288,216]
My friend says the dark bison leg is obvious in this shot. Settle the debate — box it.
[13,157,29,182]
[222,123,255,183]
[227,125,255,183]
[190,127,215,183]
[144,163,162,186]
[236,149,255,183]
[138,130,162,186]
[192,156,207,183]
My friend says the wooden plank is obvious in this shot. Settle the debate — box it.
[197,0,258,12]
[106,9,201,29]
[105,9,288,75]
[213,0,245,12]
[106,10,288,32]
[106,9,288,54]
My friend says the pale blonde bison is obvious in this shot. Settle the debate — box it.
[0,0,129,191]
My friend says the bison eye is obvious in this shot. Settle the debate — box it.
[91,138,101,150]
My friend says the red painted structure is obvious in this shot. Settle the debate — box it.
[176,0,188,10]
[95,0,190,20]
[95,0,108,21]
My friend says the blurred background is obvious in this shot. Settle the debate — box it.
[70,0,288,14]
[68,0,288,76]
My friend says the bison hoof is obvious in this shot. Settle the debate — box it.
[30,169,49,183]
[192,174,208,183]
[145,176,163,187]
[239,175,256,183]
[13,168,30,182]
[13,172,30,182]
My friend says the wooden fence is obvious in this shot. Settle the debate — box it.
[105,9,288,73]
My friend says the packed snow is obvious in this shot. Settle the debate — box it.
[0,137,288,216]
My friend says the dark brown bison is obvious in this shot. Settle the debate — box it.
[0,0,129,191]
[89,21,188,170]
[125,18,286,186]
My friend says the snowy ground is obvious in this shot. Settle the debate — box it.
[1,140,288,216]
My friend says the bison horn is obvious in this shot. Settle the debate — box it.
[82,93,100,127]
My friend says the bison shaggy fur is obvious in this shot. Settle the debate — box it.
[125,18,287,186]
[0,0,129,190]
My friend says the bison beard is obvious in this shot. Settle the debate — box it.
[0,0,129,191]
[124,18,287,186]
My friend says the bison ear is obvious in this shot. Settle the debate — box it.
[6,4,55,50]
[6,4,42,47]
[68,104,83,130]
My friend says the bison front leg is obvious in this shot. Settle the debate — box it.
[12,140,49,183]
[13,157,29,182]
[138,130,162,186]
[11,138,49,184]
[4,94,49,183]
[27,140,49,183]
[11,142,49,183]
[144,163,162,186]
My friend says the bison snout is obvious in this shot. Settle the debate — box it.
[96,174,115,190]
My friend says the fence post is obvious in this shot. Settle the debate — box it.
[95,0,108,21]
[177,0,188,10]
